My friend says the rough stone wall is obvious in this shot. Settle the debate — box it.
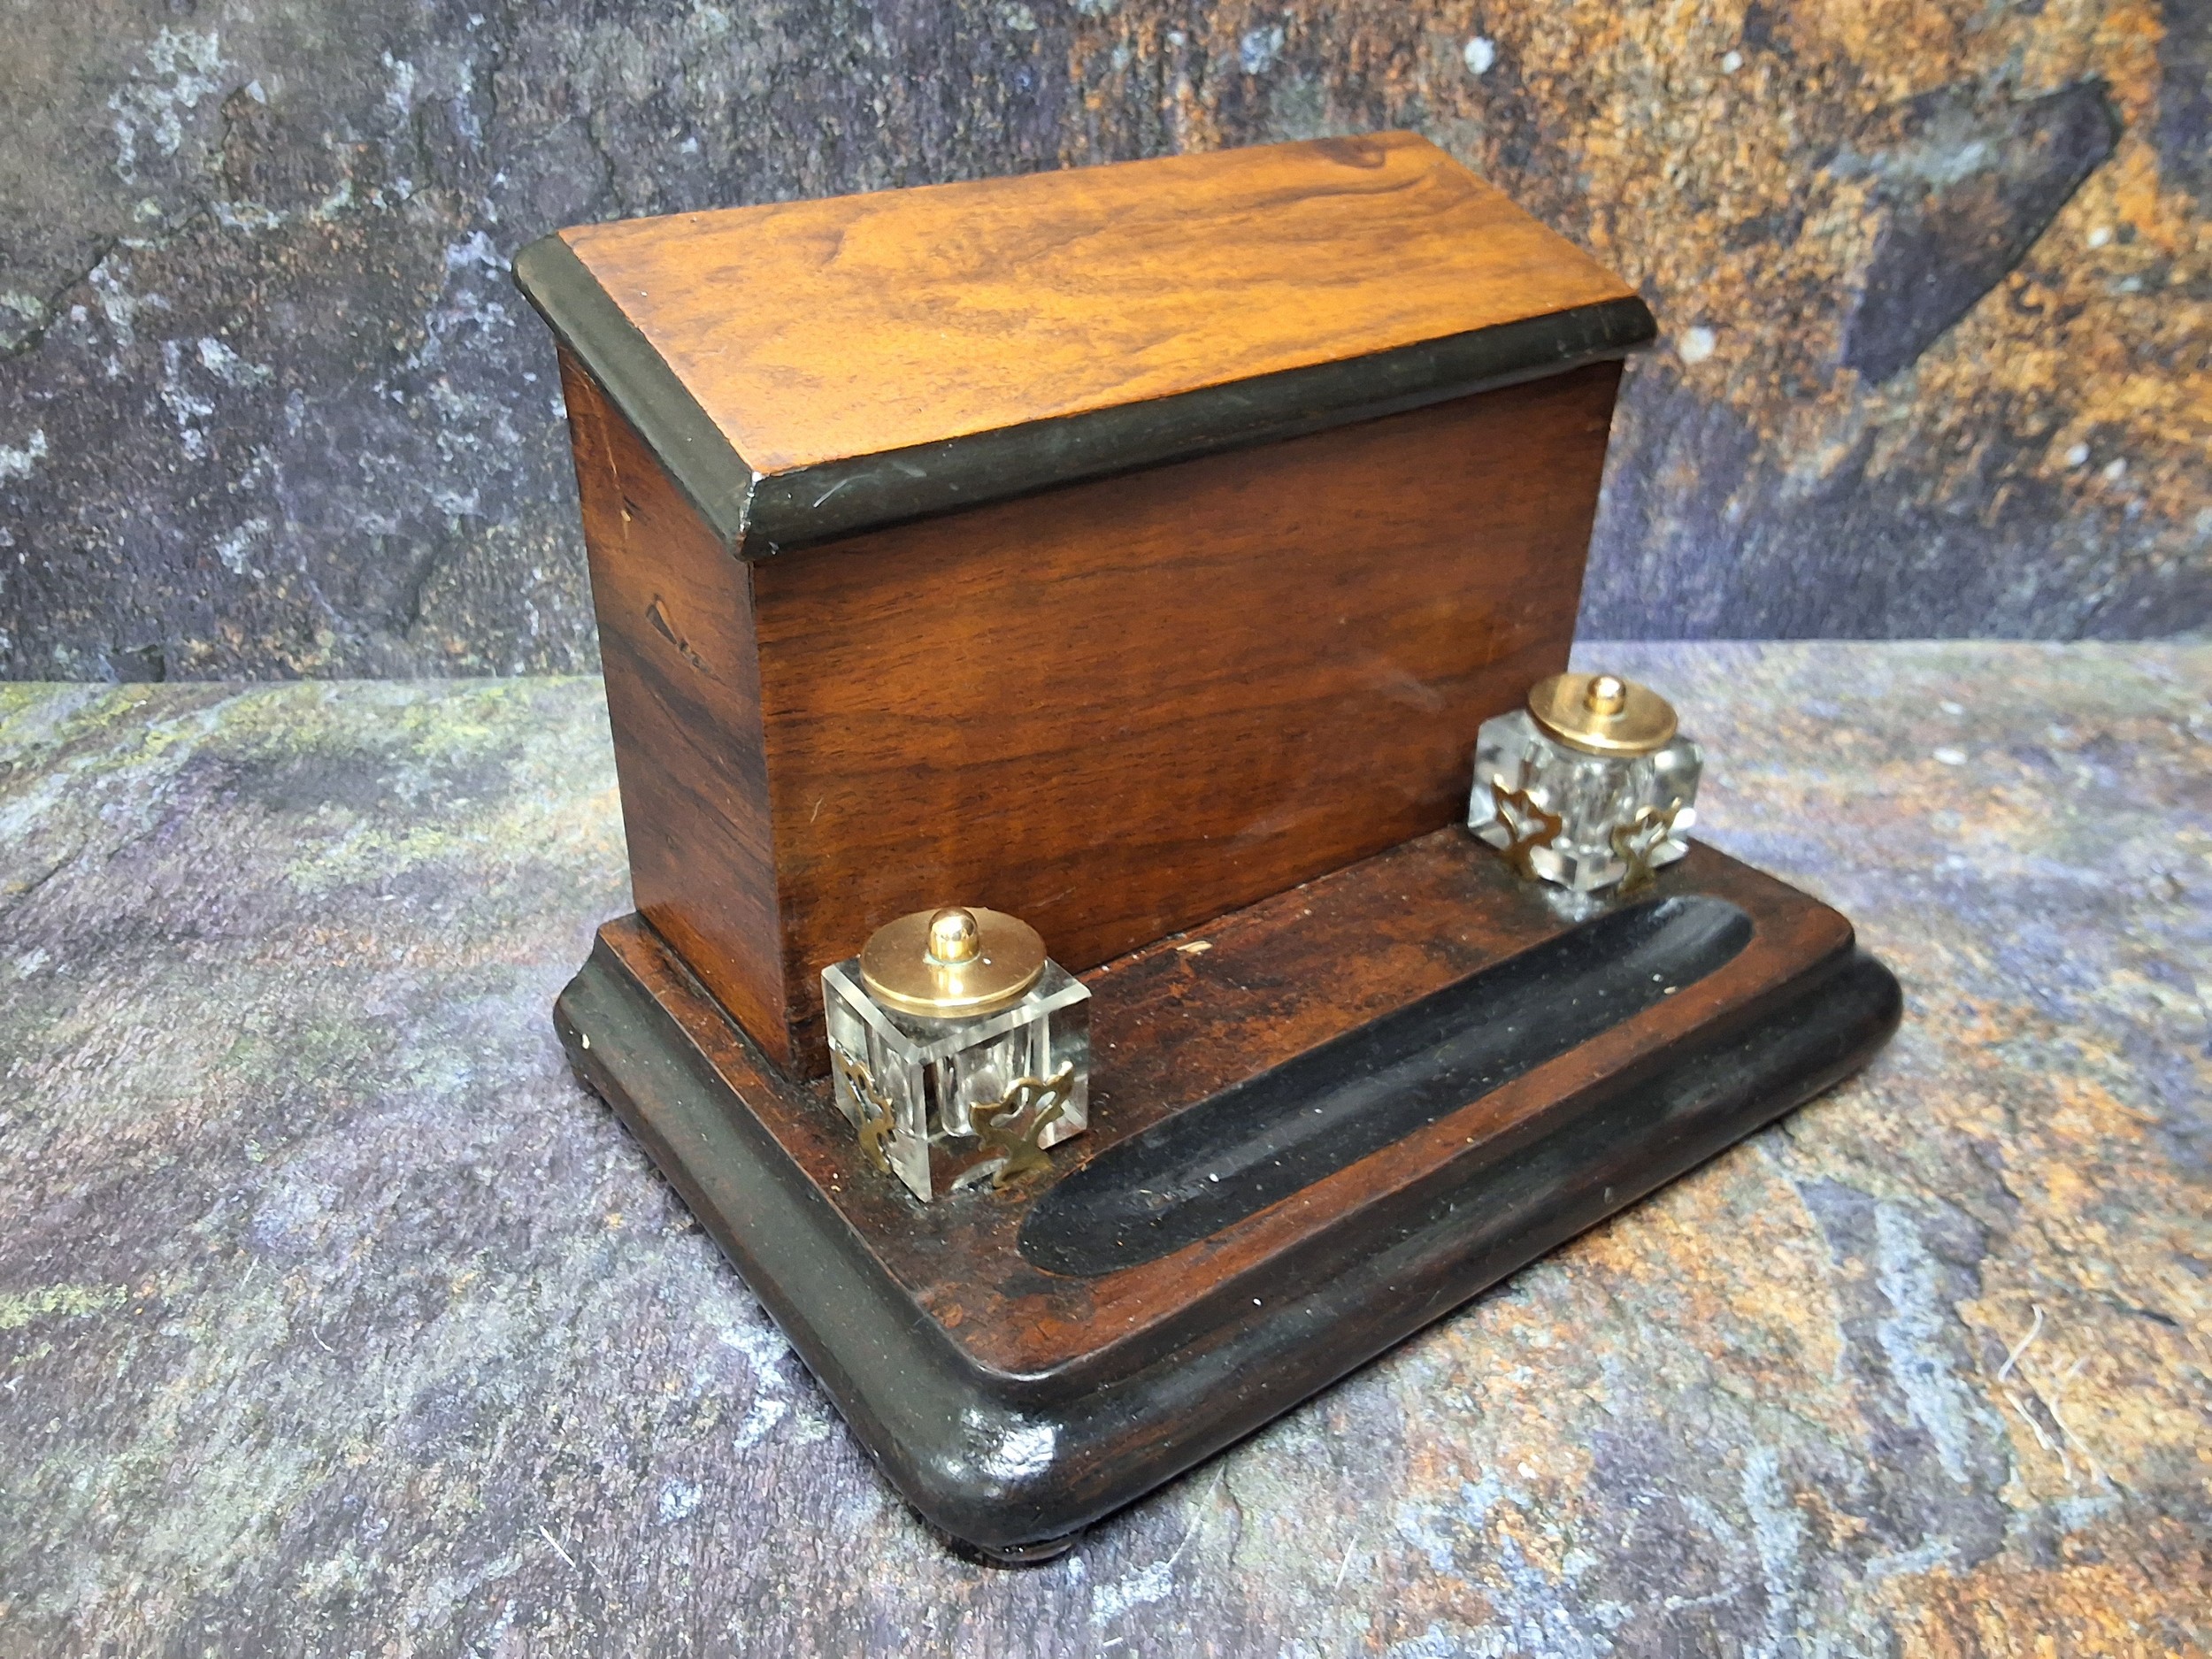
[0,0,2204,678]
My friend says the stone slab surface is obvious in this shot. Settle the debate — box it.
[1,642,2207,1655]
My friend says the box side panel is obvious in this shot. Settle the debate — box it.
[558,350,792,1064]
[753,359,1623,1071]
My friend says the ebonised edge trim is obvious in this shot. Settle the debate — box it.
[512,229,1656,559]
[513,234,757,550]
[1020,894,1753,1277]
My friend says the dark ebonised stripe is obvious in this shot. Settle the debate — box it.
[1018,895,1753,1279]
[513,234,757,551]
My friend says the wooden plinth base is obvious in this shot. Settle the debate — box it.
[553,832,1899,1562]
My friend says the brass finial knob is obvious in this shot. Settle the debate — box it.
[1585,674,1628,716]
[926,906,981,965]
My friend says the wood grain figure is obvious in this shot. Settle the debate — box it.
[526,137,1653,1076]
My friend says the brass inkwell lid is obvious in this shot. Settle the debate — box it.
[1526,672,1678,757]
[859,905,1047,1019]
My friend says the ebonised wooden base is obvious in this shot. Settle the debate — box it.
[553,833,1900,1563]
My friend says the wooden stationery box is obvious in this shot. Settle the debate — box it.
[516,133,1655,1075]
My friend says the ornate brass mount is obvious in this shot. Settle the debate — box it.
[1487,761,1563,880]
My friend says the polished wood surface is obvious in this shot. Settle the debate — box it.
[551,142,1641,1071]
[557,349,793,1065]
[582,835,1861,1378]
[749,362,1619,1067]
[557,134,1636,476]
[560,353,1618,1075]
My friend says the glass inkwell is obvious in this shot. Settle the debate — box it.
[822,905,1091,1202]
[1470,672,1704,894]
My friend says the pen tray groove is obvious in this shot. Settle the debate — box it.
[1019,894,1754,1276]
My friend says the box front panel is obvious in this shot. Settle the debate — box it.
[753,361,1623,1071]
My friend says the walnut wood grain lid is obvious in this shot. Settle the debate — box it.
[860,906,1047,1019]
[513,134,1655,558]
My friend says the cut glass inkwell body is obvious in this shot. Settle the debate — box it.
[1471,672,1704,893]
[823,905,1091,1202]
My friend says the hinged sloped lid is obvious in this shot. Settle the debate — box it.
[514,132,1654,559]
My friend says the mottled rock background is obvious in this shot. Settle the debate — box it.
[0,0,2206,678]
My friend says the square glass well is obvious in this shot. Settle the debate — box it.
[1470,709,1702,893]
[822,960,1091,1202]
